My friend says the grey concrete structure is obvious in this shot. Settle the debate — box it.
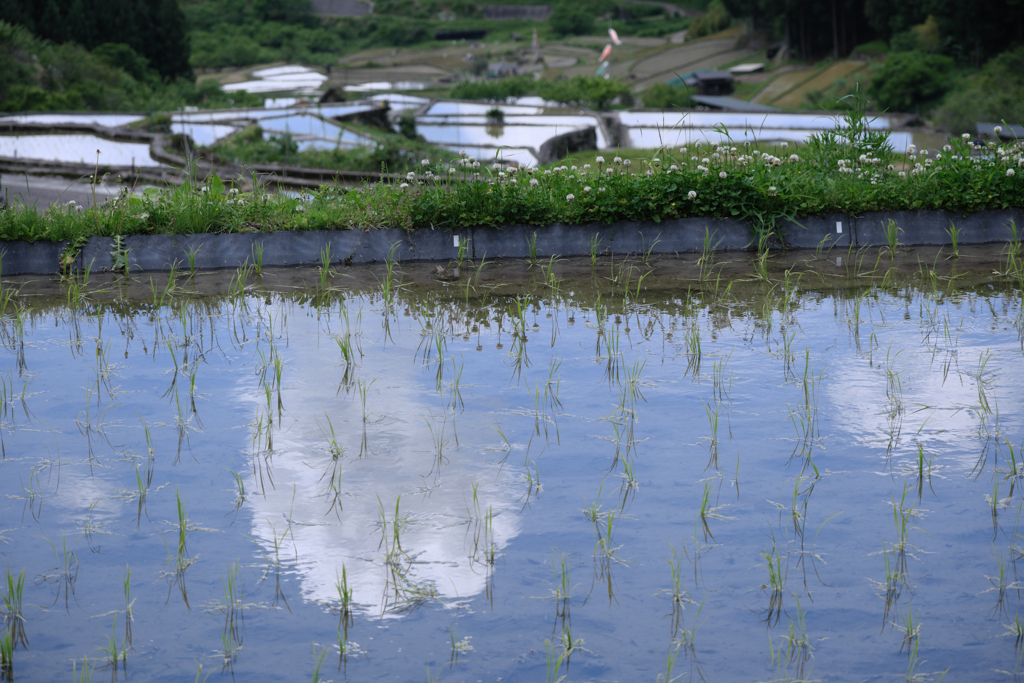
[1,209,1022,276]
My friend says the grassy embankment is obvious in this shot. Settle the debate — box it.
[2,105,1021,249]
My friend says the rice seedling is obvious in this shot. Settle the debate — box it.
[311,643,329,683]
[884,219,903,258]
[540,255,563,294]
[0,568,27,649]
[641,232,661,266]
[904,636,948,682]
[759,531,786,626]
[999,613,1024,674]
[549,549,577,619]
[378,242,402,305]
[982,550,1023,619]
[589,233,602,268]
[701,400,720,471]
[72,656,94,683]
[185,244,201,277]
[0,628,12,679]
[544,637,567,683]
[945,222,961,259]
[334,565,354,621]
[697,228,720,282]
[527,232,539,267]
[684,324,702,376]
[972,349,995,415]
[40,535,79,611]
[697,480,733,541]
[251,241,265,275]
[767,596,814,682]
[753,234,772,283]
[892,606,921,653]
[423,416,450,476]
[711,350,733,402]
[448,625,474,665]
[99,613,127,675]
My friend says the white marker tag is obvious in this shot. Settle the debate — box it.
[453,235,460,247]
[836,256,843,266]
[836,221,843,234]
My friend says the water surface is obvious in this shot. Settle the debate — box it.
[1,245,1023,681]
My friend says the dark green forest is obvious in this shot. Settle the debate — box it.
[1,0,1023,126]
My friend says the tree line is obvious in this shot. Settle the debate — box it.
[722,0,1024,64]
[0,0,191,79]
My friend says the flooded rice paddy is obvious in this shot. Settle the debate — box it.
[1,244,1023,681]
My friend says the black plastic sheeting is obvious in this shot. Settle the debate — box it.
[1,208,1022,275]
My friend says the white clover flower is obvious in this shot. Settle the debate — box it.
[679,146,687,154]
[614,156,622,165]
[426,170,434,178]
[229,188,239,197]
[653,158,661,166]
[694,141,702,148]
[645,170,653,177]
[596,156,605,165]
[400,182,409,189]
[1009,168,1016,177]
[670,164,678,171]
[407,172,416,180]
[943,144,952,152]
[421,159,430,167]
[545,169,552,175]
[511,178,517,185]
[719,171,727,179]
[898,171,906,178]
[492,163,501,171]
[583,164,590,170]
[570,165,577,172]
[566,193,575,202]
[529,178,539,186]
[473,161,481,169]
[768,185,776,193]
[623,159,631,167]
[995,126,1003,134]
[962,133,971,141]
[711,153,720,161]
[459,150,466,157]
[687,190,697,200]
[584,186,591,193]
[753,150,760,156]
[498,171,506,178]
[450,168,458,174]
[691,156,698,162]
[606,168,614,175]
[702,157,710,164]
[781,142,789,148]
[200,186,208,194]
[887,164,895,171]
[469,156,477,163]
[296,204,305,212]
[789,154,799,162]
[67,200,77,208]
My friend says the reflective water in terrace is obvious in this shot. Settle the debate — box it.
[1,246,1023,682]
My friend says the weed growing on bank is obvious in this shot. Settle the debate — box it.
[1,104,1022,244]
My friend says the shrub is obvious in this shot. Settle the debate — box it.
[868,51,953,112]
[933,46,1024,133]
[549,2,594,36]
[688,0,730,38]
[641,84,693,109]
